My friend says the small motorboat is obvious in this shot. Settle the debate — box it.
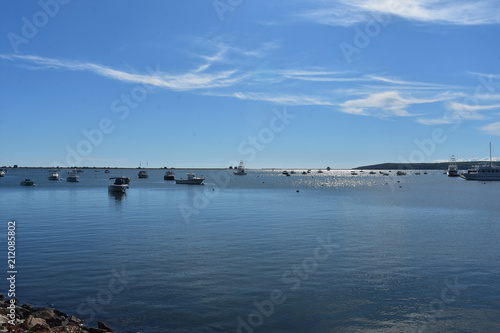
[20,179,35,186]
[302,171,307,175]
[326,167,331,171]
[67,169,79,182]
[175,173,204,185]
[0,170,5,177]
[105,169,110,173]
[317,170,323,173]
[282,170,289,175]
[108,177,129,193]
[369,171,376,174]
[290,170,296,174]
[48,170,60,180]
[164,170,175,180]
[138,170,149,178]
[396,171,407,176]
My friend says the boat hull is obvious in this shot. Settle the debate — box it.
[175,179,204,185]
[164,176,175,180]
[460,173,500,181]
[67,176,79,182]
[108,185,128,193]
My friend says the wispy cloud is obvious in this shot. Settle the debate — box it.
[207,91,334,106]
[0,54,246,91]
[416,117,455,125]
[480,122,500,135]
[339,90,444,116]
[301,0,500,26]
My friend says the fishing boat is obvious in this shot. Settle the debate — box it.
[175,173,204,185]
[138,170,149,178]
[447,155,460,177]
[164,170,175,180]
[67,169,79,182]
[48,170,60,180]
[20,179,35,186]
[461,143,500,180]
[108,177,129,193]
[234,161,247,175]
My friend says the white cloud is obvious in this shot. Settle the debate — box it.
[301,0,500,26]
[449,102,500,111]
[416,118,455,125]
[339,91,443,116]
[480,122,500,135]
[212,91,335,106]
[0,54,246,91]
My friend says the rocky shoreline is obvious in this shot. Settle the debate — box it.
[0,294,127,333]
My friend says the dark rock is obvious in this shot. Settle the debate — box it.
[22,303,34,311]
[26,315,48,329]
[87,328,109,333]
[0,294,5,301]
[98,321,113,331]
[33,307,62,326]
[30,323,51,332]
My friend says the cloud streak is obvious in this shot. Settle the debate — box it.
[0,54,246,91]
[301,0,500,26]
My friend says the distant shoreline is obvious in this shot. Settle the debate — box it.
[0,161,488,171]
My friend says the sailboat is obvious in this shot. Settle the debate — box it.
[461,143,500,180]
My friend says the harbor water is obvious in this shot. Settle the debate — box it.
[1,168,499,332]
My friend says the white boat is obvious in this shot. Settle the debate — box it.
[0,170,5,177]
[461,143,500,181]
[164,170,175,180]
[48,170,60,180]
[138,170,148,178]
[108,177,129,193]
[20,178,35,186]
[234,161,247,175]
[67,169,79,182]
[447,155,460,177]
[175,173,205,185]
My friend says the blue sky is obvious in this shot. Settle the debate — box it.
[1,0,500,168]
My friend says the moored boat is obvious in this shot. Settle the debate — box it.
[48,170,60,180]
[447,155,460,177]
[0,170,5,177]
[175,173,204,185]
[108,177,129,193]
[67,169,79,182]
[396,170,407,176]
[234,161,247,175]
[138,170,149,178]
[20,178,35,186]
[461,143,500,181]
[164,170,176,180]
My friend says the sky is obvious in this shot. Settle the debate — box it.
[1,0,500,169]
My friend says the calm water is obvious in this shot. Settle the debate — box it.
[1,168,499,332]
